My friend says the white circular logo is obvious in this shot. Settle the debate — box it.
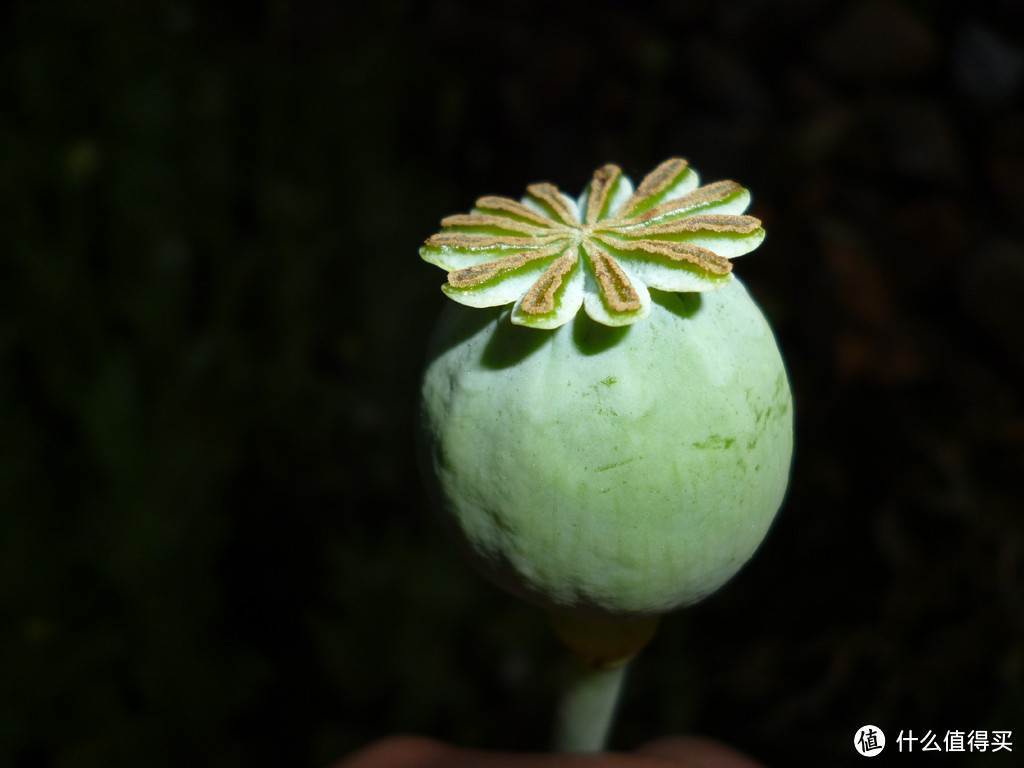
[854,725,886,756]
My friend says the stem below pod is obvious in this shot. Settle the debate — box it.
[548,613,659,752]
[554,657,630,752]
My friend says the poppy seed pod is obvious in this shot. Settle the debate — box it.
[420,281,792,620]
[418,159,793,662]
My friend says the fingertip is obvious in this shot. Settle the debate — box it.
[634,735,765,768]
[336,734,450,768]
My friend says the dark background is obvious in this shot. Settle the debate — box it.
[2,1,1022,766]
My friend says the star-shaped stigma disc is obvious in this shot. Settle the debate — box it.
[420,158,765,328]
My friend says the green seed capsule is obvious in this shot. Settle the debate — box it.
[419,278,792,621]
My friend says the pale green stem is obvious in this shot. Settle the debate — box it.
[553,657,630,752]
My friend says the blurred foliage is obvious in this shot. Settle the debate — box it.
[1,1,1022,767]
